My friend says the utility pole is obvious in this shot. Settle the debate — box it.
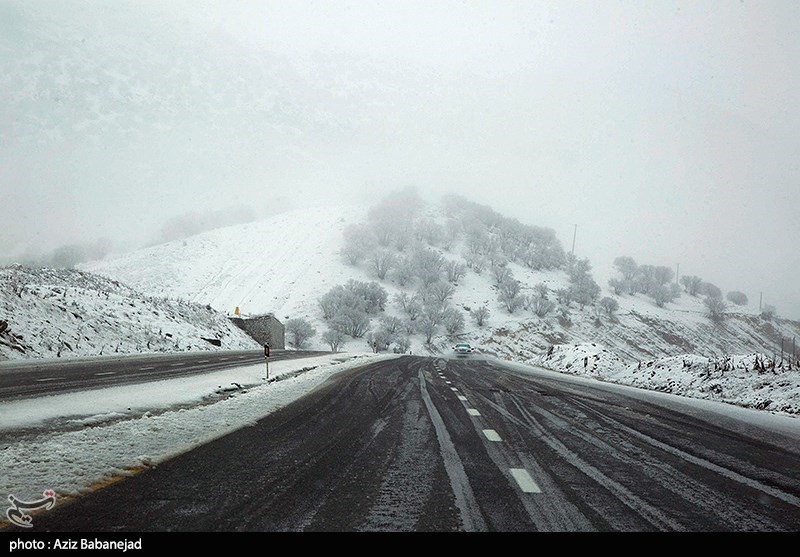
[675,263,680,285]
[759,292,763,312]
[571,224,577,255]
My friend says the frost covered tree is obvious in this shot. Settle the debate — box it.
[565,255,600,310]
[392,256,415,287]
[330,308,370,338]
[726,291,748,306]
[369,249,396,280]
[699,282,722,300]
[445,260,467,283]
[442,308,465,336]
[341,224,375,265]
[651,284,674,308]
[533,283,549,299]
[414,217,443,246]
[680,275,703,296]
[529,296,555,317]
[319,281,383,338]
[471,305,490,326]
[366,328,395,352]
[285,318,316,348]
[704,296,727,322]
[442,219,462,251]
[367,188,421,248]
[492,263,512,287]
[393,335,411,353]
[425,281,455,305]
[599,296,619,316]
[411,247,446,286]
[321,328,344,352]
[379,315,404,335]
[498,276,524,313]
[418,312,440,344]
[613,256,639,282]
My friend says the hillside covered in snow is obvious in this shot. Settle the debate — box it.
[2,192,799,417]
[0,265,258,360]
[78,193,799,358]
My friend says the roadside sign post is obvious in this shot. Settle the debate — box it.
[264,343,270,380]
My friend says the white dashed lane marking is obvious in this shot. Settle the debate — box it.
[510,468,542,493]
[445,371,543,497]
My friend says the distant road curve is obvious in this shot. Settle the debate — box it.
[0,349,328,401]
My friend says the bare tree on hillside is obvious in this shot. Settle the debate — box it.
[699,282,722,299]
[445,260,467,283]
[498,276,524,313]
[411,247,445,286]
[651,284,674,308]
[321,328,344,352]
[425,281,455,305]
[680,275,703,296]
[529,296,555,317]
[442,219,462,251]
[471,305,490,326]
[392,256,415,286]
[415,217,444,246]
[704,296,727,322]
[599,296,619,316]
[285,318,316,349]
[418,312,441,344]
[380,315,404,335]
[369,249,396,280]
[613,256,639,282]
[464,252,487,274]
[492,263,512,287]
[442,308,465,337]
[341,224,376,265]
[726,291,748,306]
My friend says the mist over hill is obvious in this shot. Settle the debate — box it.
[74,192,799,364]
[3,193,799,415]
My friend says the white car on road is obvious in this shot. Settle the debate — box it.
[453,342,475,357]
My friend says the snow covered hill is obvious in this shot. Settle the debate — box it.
[3,196,799,417]
[79,199,800,361]
[0,265,258,360]
[79,205,371,322]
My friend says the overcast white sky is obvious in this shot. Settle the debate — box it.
[2,0,799,318]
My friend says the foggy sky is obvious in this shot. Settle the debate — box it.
[1,0,799,319]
